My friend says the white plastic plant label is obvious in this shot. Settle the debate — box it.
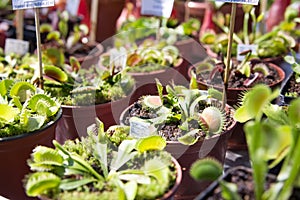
[12,0,54,10]
[215,0,259,5]
[5,38,29,56]
[129,117,155,138]
[141,0,174,18]
[237,44,258,61]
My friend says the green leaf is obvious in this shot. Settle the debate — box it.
[123,181,138,200]
[30,146,64,167]
[119,174,151,184]
[288,99,300,126]
[94,142,108,178]
[0,104,19,123]
[220,181,241,200]
[233,105,253,123]
[190,158,223,181]
[0,79,14,96]
[25,115,46,132]
[44,48,65,67]
[58,20,68,39]
[189,70,198,90]
[27,94,60,117]
[178,129,200,145]
[25,172,60,197]
[9,81,36,103]
[59,178,96,190]
[136,136,166,153]
[234,84,278,122]
[110,140,137,171]
[46,31,61,41]
[155,79,163,101]
[144,158,170,183]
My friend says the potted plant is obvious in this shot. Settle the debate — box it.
[0,52,40,80]
[119,76,237,199]
[189,55,285,107]
[40,10,103,69]
[200,4,296,64]
[191,84,300,199]
[0,79,62,199]
[278,50,300,105]
[99,40,189,97]
[24,118,182,200]
[42,57,136,144]
[188,52,285,150]
[116,15,205,64]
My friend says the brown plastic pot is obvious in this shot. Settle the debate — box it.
[0,109,62,200]
[55,89,136,144]
[188,62,285,150]
[174,38,208,67]
[119,103,237,200]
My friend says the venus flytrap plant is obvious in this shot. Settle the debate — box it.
[25,118,178,200]
[190,84,300,200]
[0,80,60,137]
[127,75,227,145]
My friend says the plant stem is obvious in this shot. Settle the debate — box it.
[222,3,236,109]
[212,17,243,44]
[34,8,44,89]
[277,130,300,199]
[243,12,249,44]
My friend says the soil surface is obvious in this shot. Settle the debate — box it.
[201,166,300,200]
[283,74,300,97]
[123,99,235,141]
[203,167,275,200]
[194,60,281,89]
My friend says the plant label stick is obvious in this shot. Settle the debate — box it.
[141,0,174,42]
[90,0,99,42]
[12,0,55,88]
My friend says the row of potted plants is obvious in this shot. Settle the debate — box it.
[0,2,299,199]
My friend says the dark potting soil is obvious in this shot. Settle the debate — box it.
[283,74,300,97]
[195,62,281,89]
[200,167,300,200]
[123,100,235,141]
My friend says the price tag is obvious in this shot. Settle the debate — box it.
[215,0,259,5]
[141,0,174,18]
[5,38,29,56]
[237,44,257,61]
[66,0,80,16]
[12,0,54,10]
[129,117,154,138]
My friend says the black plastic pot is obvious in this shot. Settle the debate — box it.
[194,166,276,200]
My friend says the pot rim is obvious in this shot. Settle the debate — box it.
[119,102,237,145]
[0,108,62,142]
[159,156,183,200]
[61,84,136,109]
[188,62,285,91]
